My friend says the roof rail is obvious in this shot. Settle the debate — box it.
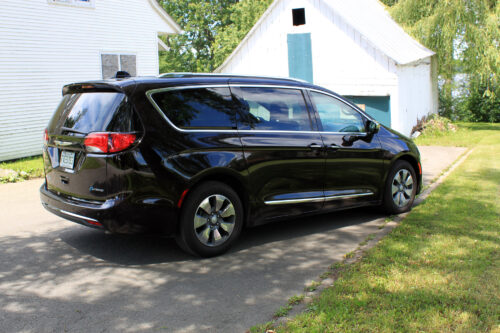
[158,72,308,83]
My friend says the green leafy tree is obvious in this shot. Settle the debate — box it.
[212,0,273,67]
[159,0,272,73]
[379,0,399,6]
[159,0,238,72]
[382,0,499,121]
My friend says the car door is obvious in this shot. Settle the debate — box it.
[230,85,325,222]
[307,90,385,211]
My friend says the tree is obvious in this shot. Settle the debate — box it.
[381,0,499,121]
[159,0,237,72]
[159,0,272,73]
[212,0,273,67]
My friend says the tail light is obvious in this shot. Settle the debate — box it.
[43,129,49,145]
[84,132,136,153]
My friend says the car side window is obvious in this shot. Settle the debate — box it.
[310,91,365,133]
[231,87,313,131]
[151,87,236,129]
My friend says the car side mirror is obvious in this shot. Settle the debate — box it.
[342,135,356,146]
[366,120,380,134]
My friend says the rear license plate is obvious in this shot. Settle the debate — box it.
[60,151,75,169]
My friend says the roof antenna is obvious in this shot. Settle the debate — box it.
[114,71,131,79]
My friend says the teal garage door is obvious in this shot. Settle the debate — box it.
[287,33,313,83]
[345,96,391,127]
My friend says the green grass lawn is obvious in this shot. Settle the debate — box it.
[0,155,44,182]
[256,123,500,332]
[414,122,500,147]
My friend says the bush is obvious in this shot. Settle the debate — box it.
[412,114,457,136]
[465,79,499,122]
[438,76,499,123]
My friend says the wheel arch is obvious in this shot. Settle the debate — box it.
[390,153,422,194]
[183,168,251,225]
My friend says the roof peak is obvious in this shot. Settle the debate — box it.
[216,0,435,71]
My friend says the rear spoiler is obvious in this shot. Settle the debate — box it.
[62,82,124,96]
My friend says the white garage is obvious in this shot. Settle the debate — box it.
[216,0,438,136]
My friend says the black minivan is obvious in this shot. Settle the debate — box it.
[40,73,422,257]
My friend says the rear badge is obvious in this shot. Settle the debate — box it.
[89,186,105,193]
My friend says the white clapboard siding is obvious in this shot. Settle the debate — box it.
[0,0,180,161]
[396,58,439,135]
[216,0,438,136]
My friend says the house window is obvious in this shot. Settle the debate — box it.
[101,54,137,79]
[48,0,95,8]
[292,8,306,26]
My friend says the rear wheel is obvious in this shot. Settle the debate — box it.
[176,181,243,257]
[383,160,417,214]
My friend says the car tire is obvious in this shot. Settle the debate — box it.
[383,160,417,215]
[175,181,243,257]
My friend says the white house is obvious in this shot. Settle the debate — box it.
[216,0,438,136]
[0,0,180,161]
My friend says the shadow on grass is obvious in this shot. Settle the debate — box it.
[460,123,500,131]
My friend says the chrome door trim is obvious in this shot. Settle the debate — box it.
[264,191,374,205]
[323,192,373,202]
[264,197,325,206]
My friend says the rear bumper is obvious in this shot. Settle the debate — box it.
[40,183,116,231]
[40,183,177,235]
[40,182,179,235]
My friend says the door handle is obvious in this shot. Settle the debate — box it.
[308,143,322,149]
[329,144,340,151]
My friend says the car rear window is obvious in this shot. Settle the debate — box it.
[150,87,237,129]
[48,92,138,134]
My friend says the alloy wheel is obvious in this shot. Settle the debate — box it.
[193,194,236,247]
[391,168,414,207]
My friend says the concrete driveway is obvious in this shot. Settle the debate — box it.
[0,146,466,332]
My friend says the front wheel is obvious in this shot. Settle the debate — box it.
[383,160,417,214]
[176,181,243,257]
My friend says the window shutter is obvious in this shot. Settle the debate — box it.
[101,54,119,79]
[120,55,137,77]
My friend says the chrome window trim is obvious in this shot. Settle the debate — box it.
[229,84,307,90]
[264,191,374,205]
[146,84,370,135]
[147,84,230,95]
[237,130,367,136]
